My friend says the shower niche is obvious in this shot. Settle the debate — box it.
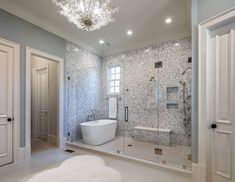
[166,87,179,109]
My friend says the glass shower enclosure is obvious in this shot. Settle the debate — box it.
[68,38,192,171]
[121,42,192,169]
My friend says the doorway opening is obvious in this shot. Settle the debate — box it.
[26,47,65,158]
[31,55,59,153]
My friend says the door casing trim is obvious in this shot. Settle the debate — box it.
[25,47,65,158]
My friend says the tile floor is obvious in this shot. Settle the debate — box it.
[73,136,192,170]
[0,139,192,182]
[31,138,57,153]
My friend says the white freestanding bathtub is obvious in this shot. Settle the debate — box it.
[81,120,117,145]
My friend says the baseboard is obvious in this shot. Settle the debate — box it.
[18,147,26,161]
[59,137,67,148]
[25,145,31,159]
[192,163,206,182]
[48,135,57,145]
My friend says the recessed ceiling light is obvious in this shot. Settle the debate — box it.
[99,40,104,44]
[127,30,133,35]
[74,48,79,51]
[165,18,172,24]
[175,43,180,46]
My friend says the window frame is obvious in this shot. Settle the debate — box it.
[107,65,121,95]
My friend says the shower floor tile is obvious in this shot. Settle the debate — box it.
[73,136,192,170]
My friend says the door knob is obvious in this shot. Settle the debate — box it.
[7,118,12,122]
[211,123,217,129]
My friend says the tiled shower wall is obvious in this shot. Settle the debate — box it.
[66,37,192,145]
[100,37,192,145]
[66,42,102,140]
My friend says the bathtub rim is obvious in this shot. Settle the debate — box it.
[80,119,117,127]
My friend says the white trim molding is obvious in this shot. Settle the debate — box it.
[26,47,65,158]
[198,7,235,182]
[192,163,206,182]
[18,147,26,161]
[0,37,20,162]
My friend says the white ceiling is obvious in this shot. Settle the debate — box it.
[0,0,191,56]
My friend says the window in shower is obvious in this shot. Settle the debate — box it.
[107,66,120,94]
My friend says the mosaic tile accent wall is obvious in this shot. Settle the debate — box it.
[66,37,192,146]
[100,37,192,145]
[65,42,102,141]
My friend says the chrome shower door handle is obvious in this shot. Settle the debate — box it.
[125,107,128,122]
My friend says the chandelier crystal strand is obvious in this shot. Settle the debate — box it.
[52,0,118,31]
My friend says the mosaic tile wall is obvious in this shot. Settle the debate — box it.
[100,37,192,145]
[65,42,102,141]
[66,37,192,145]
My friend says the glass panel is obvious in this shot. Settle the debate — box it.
[116,66,120,73]
[109,86,114,93]
[115,73,120,79]
[115,86,119,93]
[111,67,116,73]
[111,73,115,80]
[123,58,160,164]
[115,80,120,87]
[122,40,192,170]
[157,45,192,170]
[109,81,115,87]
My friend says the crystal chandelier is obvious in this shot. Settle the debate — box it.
[52,0,118,31]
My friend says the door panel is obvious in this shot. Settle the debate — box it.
[34,66,49,141]
[0,44,13,166]
[208,27,235,182]
[214,130,232,179]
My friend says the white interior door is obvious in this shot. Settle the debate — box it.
[207,23,235,182]
[34,65,49,141]
[0,44,13,166]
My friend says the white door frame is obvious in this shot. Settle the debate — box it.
[0,37,20,162]
[26,47,65,158]
[198,8,235,182]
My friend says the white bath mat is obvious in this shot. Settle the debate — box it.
[27,155,123,182]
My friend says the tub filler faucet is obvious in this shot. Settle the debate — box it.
[87,109,97,121]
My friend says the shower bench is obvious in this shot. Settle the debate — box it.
[132,126,172,146]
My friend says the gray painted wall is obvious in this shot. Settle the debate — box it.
[0,9,66,147]
[198,0,235,23]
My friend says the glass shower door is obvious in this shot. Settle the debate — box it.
[122,55,160,163]
[121,46,192,170]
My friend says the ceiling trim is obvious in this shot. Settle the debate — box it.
[0,2,102,56]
